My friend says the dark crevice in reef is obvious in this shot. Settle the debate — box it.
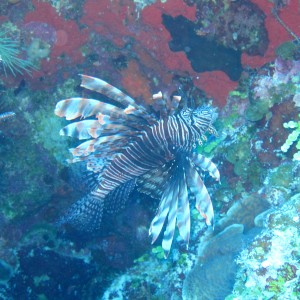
[162,14,243,81]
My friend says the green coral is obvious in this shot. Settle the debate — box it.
[268,275,286,293]
[229,90,248,99]
[276,41,300,60]
[225,139,251,176]
[151,246,165,259]
[134,254,149,264]
[197,133,225,155]
[281,114,300,161]
[178,253,189,267]
[268,264,297,294]
[267,163,295,188]
[191,208,202,221]
[246,76,298,122]
[25,78,78,165]
[29,108,70,165]
[245,98,272,122]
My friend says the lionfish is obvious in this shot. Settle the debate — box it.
[55,75,220,257]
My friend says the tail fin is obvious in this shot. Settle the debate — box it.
[57,191,104,232]
[104,179,136,214]
[57,179,136,231]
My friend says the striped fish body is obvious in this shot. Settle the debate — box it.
[55,75,220,257]
[97,116,194,198]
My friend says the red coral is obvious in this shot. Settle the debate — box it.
[195,71,238,107]
[133,0,235,106]
[81,0,196,71]
[80,0,236,106]
[23,0,88,87]
[81,0,136,47]
[139,0,196,72]
[0,16,8,23]
[141,0,196,25]
[121,60,152,102]
[25,0,88,62]
[81,0,193,64]
[242,1,300,68]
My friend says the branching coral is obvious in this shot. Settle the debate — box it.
[281,114,300,161]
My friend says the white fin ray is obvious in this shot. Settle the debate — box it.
[80,75,157,124]
[60,120,135,140]
[70,135,125,157]
[191,153,220,181]
[80,75,137,107]
[55,98,126,121]
[162,183,179,257]
[186,161,214,226]
[176,171,190,246]
[152,91,168,118]
[170,95,181,113]
[60,120,101,140]
[149,180,175,244]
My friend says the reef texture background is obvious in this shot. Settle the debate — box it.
[0,0,299,299]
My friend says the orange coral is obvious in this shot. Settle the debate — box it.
[121,60,152,104]
[194,71,238,107]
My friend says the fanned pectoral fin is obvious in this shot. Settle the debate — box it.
[149,181,174,244]
[80,75,137,108]
[104,179,136,214]
[60,120,102,139]
[61,120,133,141]
[150,171,192,257]
[69,135,125,157]
[80,75,157,124]
[57,190,104,232]
[186,162,214,226]
[176,171,190,247]
[191,153,220,182]
[55,98,125,120]
[162,184,179,257]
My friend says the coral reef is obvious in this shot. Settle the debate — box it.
[0,28,35,76]
[195,0,268,56]
[245,58,300,122]
[9,244,98,299]
[3,0,295,104]
[162,14,243,81]
[182,224,247,300]
[242,0,300,67]
[0,77,74,221]
[0,0,300,299]
[281,114,300,160]
[79,0,244,105]
[23,0,88,89]
[215,193,270,233]
[227,193,300,300]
